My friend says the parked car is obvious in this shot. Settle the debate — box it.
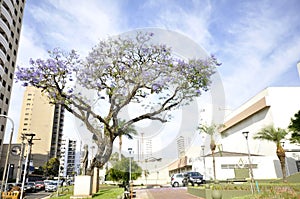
[45,181,58,192]
[35,181,45,190]
[183,171,205,186]
[24,182,36,192]
[170,173,185,187]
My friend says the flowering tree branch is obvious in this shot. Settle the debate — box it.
[15,32,220,167]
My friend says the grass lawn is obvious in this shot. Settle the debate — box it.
[49,185,124,199]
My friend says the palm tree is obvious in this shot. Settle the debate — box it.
[117,119,137,161]
[198,124,222,181]
[253,125,288,182]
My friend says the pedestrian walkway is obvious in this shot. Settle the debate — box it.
[134,188,152,199]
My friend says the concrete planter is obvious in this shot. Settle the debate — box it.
[188,187,252,199]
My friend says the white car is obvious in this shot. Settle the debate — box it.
[45,181,58,192]
[171,173,185,187]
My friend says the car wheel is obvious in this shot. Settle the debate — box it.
[173,182,179,187]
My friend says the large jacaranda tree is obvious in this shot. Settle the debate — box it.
[15,32,220,168]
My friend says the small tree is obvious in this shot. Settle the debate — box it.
[198,124,223,181]
[288,110,300,144]
[16,32,219,168]
[118,120,137,161]
[43,157,60,177]
[106,156,142,183]
[254,125,288,182]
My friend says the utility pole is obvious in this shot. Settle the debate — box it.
[20,134,36,199]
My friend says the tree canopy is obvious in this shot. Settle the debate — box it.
[15,32,220,168]
[106,154,142,183]
[42,157,59,177]
[289,110,300,144]
[254,125,288,182]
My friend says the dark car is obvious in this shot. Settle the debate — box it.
[183,171,205,186]
[24,182,36,192]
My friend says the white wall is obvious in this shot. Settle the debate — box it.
[192,156,280,180]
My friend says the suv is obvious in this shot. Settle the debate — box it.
[170,173,185,187]
[183,171,205,186]
[45,181,58,192]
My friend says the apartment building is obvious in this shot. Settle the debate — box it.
[60,138,79,177]
[17,86,65,167]
[0,0,26,158]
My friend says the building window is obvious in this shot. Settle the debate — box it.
[0,93,4,100]
[1,125,4,131]
[5,98,9,104]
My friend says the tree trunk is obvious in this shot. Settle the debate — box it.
[92,133,114,169]
[276,145,287,183]
[212,149,216,181]
[211,140,217,181]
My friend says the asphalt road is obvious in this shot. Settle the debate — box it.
[24,190,51,199]
[136,187,203,199]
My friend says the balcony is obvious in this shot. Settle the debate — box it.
[4,0,14,15]
[1,5,12,26]
[0,19,10,38]
[0,50,5,64]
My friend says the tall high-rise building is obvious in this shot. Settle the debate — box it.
[17,86,65,167]
[0,0,26,158]
[176,136,185,158]
[60,138,78,177]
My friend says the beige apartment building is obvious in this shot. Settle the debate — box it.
[17,86,65,167]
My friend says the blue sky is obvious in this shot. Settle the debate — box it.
[6,1,300,159]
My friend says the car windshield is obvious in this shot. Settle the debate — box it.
[191,172,200,176]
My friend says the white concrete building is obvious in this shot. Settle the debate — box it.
[60,138,79,177]
[192,87,300,180]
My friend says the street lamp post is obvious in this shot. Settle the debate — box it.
[128,148,133,183]
[0,115,14,199]
[242,131,255,194]
[201,145,206,180]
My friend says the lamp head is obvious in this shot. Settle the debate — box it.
[242,131,249,139]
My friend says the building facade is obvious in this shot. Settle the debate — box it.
[0,0,26,160]
[60,138,78,177]
[191,87,300,180]
[17,86,65,167]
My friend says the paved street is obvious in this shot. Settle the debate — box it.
[135,187,203,199]
[23,190,51,199]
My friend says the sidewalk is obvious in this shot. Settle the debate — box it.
[134,188,152,199]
